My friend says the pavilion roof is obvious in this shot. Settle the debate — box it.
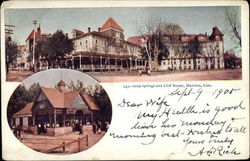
[13,102,33,116]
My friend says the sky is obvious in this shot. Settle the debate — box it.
[4,6,241,55]
[22,69,99,89]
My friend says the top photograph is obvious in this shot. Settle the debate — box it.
[4,6,242,82]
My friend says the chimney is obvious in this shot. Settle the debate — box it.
[205,32,207,36]
[98,27,101,32]
[212,27,216,33]
[88,27,91,33]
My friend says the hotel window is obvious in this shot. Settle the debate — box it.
[80,42,82,46]
[188,59,191,64]
[174,60,176,65]
[96,39,98,44]
[217,50,220,55]
[167,60,170,65]
[217,59,220,64]
[184,60,186,64]
[197,59,200,64]
[86,40,88,44]
[162,61,166,65]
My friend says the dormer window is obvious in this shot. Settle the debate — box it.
[116,31,120,38]
[181,36,188,42]
[197,36,204,41]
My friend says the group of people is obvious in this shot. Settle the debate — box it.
[72,122,83,134]
[12,125,22,138]
[92,121,108,134]
[37,123,47,134]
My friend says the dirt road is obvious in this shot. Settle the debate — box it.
[6,69,242,82]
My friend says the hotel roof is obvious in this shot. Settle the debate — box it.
[101,17,124,31]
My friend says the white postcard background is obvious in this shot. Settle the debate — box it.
[1,1,249,160]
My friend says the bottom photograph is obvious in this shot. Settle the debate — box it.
[7,69,112,154]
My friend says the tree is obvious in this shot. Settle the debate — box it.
[138,19,186,71]
[92,85,112,122]
[188,38,201,70]
[7,82,40,126]
[28,82,41,98]
[5,37,19,73]
[138,18,169,71]
[65,81,112,122]
[162,23,185,35]
[46,30,73,68]
[27,39,49,71]
[224,7,241,48]
[174,44,189,70]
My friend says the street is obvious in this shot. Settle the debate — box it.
[90,69,242,82]
[6,69,242,82]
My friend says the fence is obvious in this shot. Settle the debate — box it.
[21,135,88,153]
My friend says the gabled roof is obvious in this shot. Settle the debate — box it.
[72,29,85,38]
[40,87,100,110]
[211,26,224,36]
[40,87,66,108]
[127,35,149,46]
[26,29,41,41]
[13,102,33,116]
[101,17,124,31]
[72,29,85,35]
[80,93,100,111]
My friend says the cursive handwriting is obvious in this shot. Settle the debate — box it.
[111,86,246,158]
[188,146,240,156]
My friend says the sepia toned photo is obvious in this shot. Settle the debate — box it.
[4,6,242,82]
[7,69,112,154]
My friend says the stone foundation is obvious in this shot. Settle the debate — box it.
[46,127,73,136]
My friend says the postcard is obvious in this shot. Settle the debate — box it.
[1,0,249,160]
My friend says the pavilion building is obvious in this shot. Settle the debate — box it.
[12,80,100,136]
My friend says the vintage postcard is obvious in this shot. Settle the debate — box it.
[1,0,249,160]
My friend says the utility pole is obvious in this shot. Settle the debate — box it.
[5,24,15,40]
[32,20,37,71]
[5,24,15,73]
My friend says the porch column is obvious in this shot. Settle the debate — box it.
[135,58,138,70]
[121,59,123,71]
[63,113,66,127]
[54,109,57,128]
[130,57,132,71]
[115,58,117,71]
[49,109,52,127]
[79,54,82,69]
[72,58,74,69]
[108,57,110,71]
[91,112,94,124]
[32,115,36,126]
[91,56,94,72]
[100,56,102,71]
